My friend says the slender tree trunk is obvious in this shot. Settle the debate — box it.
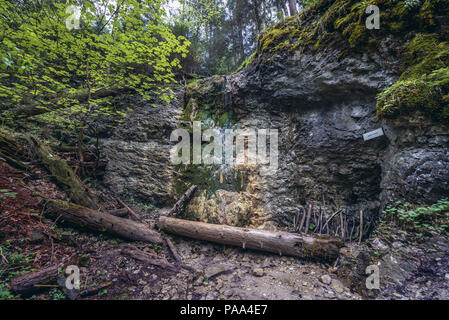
[288,0,297,16]
[252,0,262,36]
[235,1,245,65]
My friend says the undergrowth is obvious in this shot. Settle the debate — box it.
[0,240,36,300]
[381,199,449,237]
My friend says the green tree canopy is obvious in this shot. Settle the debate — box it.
[1,0,190,126]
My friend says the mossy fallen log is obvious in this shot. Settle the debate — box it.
[158,216,342,260]
[31,137,97,209]
[0,132,28,170]
[45,200,163,244]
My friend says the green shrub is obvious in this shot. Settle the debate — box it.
[0,284,17,300]
[383,199,449,235]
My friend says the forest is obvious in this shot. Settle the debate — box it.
[1,0,449,304]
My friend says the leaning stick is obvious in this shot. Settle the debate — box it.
[349,217,355,242]
[359,210,363,244]
[297,205,306,233]
[340,210,345,240]
[167,185,197,217]
[319,206,324,234]
[165,238,183,265]
[304,204,312,234]
[118,198,142,222]
[322,209,342,231]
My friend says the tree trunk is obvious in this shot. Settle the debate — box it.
[252,0,262,37]
[158,217,342,260]
[31,137,97,209]
[0,133,28,170]
[11,265,59,295]
[288,0,298,16]
[45,200,163,244]
[281,0,289,17]
[108,208,129,217]
[276,0,285,19]
[235,3,245,65]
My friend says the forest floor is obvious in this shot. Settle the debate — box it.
[0,160,358,300]
[1,159,448,300]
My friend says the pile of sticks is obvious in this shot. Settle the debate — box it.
[293,203,374,243]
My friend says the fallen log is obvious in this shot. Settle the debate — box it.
[158,216,342,260]
[45,200,162,244]
[0,132,28,170]
[165,238,183,265]
[167,185,197,217]
[80,281,112,297]
[121,247,177,271]
[11,265,59,295]
[108,208,129,217]
[30,137,97,208]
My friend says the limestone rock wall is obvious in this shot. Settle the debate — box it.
[101,41,449,233]
[101,89,184,206]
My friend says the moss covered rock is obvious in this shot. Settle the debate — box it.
[377,33,449,122]
[241,0,449,123]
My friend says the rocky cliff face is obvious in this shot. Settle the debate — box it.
[101,3,449,238]
[381,116,449,205]
[101,45,448,235]
[101,89,184,207]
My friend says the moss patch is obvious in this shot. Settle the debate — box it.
[184,74,238,128]
[253,0,448,61]
[174,164,245,199]
[35,140,96,208]
[376,33,449,122]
